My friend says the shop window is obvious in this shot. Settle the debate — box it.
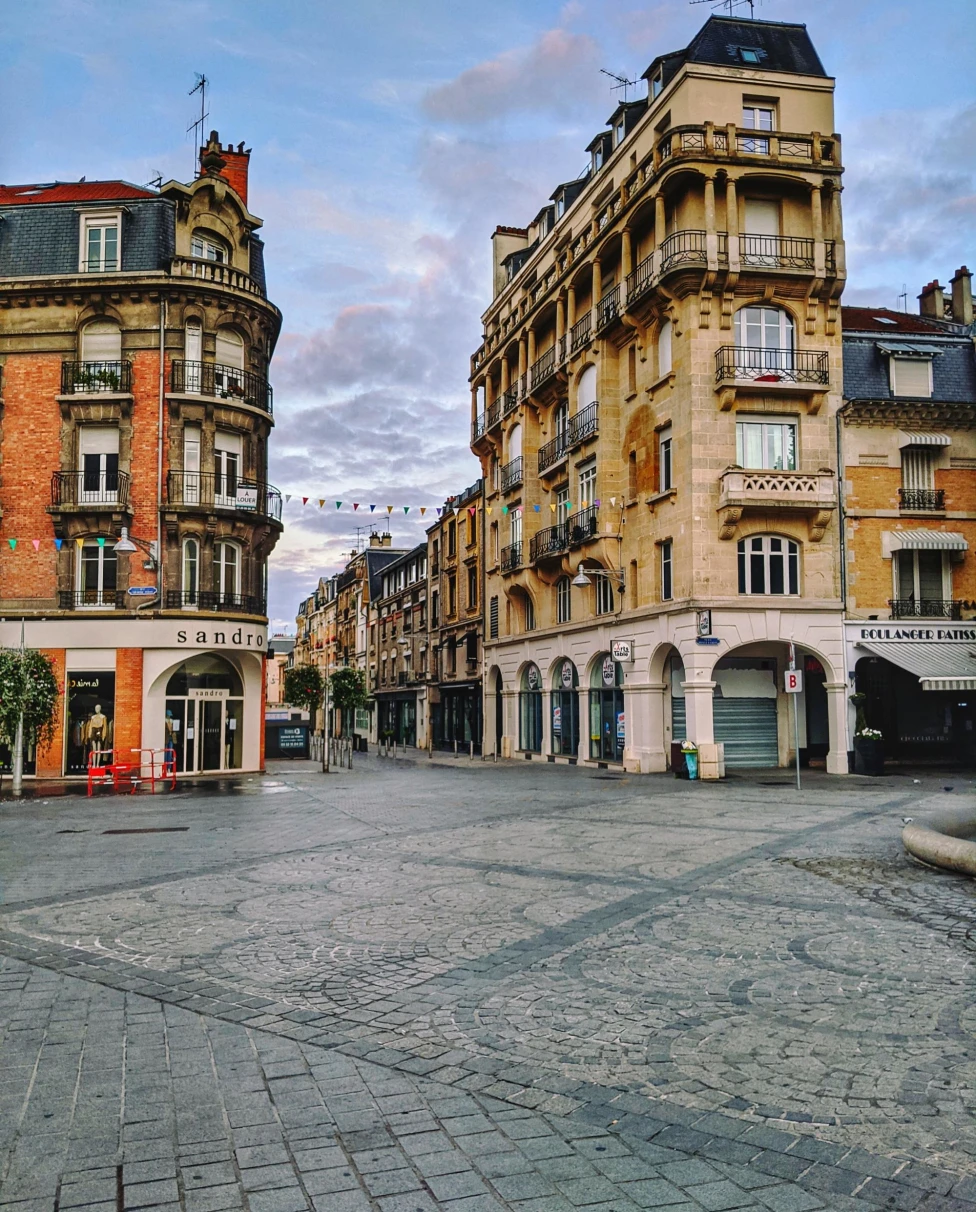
[80,212,120,272]
[66,670,116,774]
[76,540,117,607]
[736,417,797,470]
[165,654,243,774]
[737,535,799,595]
[519,663,543,753]
[556,575,572,624]
[589,655,624,762]
[551,659,579,757]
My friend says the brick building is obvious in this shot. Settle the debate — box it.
[0,132,282,777]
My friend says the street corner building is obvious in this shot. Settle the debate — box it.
[0,131,283,778]
[470,15,850,776]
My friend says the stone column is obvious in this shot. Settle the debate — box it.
[704,175,717,269]
[625,680,667,773]
[621,228,633,277]
[726,177,739,270]
[567,285,576,331]
[591,258,602,321]
[825,680,849,775]
[500,358,509,393]
[518,335,527,384]
[811,184,825,276]
[830,187,846,276]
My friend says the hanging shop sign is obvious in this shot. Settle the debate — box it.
[611,639,633,663]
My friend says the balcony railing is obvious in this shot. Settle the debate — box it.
[530,347,557,390]
[171,361,273,415]
[889,599,961,620]
[486,398,502,430]
[165,591,267,615]
[596,285,620,330]
[566,505,598,546]
[51,470,131,508]
[61,361,132,394]
[538,432,569,475]
[569,401,598,445]
[500,542,522,572]
[715,346,829,386]
[472,414,486,441]
[570,313,592,355]
[627,255,654,305]
[529,524,568,562]
[898,488,945,512]
[166,471,283,521]
[660,229,708,274]
[740,234,816,270]
[502,386,520,416]
[169,256,265,298]
[59,590,126,610]
[500,456,523,493]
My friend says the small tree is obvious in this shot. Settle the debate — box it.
[0,648,60,790]
[283,665,324,714]
[329,667,368,736]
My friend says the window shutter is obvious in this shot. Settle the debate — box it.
[901,448,935,490]
[81,321,121,362]
[890,358,931,398]
[744,199,780,235]
[489,596,499,639]
[215,329,245,369]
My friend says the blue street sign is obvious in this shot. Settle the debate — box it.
[127,586,157,597]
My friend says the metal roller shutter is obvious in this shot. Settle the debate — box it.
[669,696,778,768]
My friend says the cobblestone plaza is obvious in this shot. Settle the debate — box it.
[1,758,974,1211]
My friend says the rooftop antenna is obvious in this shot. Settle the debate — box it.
[187,73,209,176]
[898,283,908,312]
[353,525,369,552]
[144,171,163,190]
[600,68,638,103]
[690,0,756,16]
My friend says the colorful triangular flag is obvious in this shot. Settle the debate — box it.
[302,497,309,505]
[502,506,508,514]
[404,507,409,514]
[610,497,616,507]
[469,506,476,516]
[285,494,292,503]
[7,538,16,550]
[419,507,426,516]
[318,499,325,508]
[486,506,492,515]
[533,504,540,512]
[54,538,63,551]
[75,537,84,548]
[31,539,40,552]
[550,503,556,513]
[369,505,376,512]
[96,537,105,548]
[335,501,342,510]
[353,503,359,511]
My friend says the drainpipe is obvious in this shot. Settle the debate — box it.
[836,400,852,760]
[157,298,167,605]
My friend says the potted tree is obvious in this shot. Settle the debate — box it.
[850,693,884,776]
[0,647,60,794]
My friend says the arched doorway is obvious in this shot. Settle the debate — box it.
[165,654,244,773]
[589,653,624,762]
[551,659,579,757]
[519,663,543,753]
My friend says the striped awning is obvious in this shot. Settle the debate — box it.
[856,640,976,692]
[899,431,951,447]
[886,530,968,552]
[877,342,945,357]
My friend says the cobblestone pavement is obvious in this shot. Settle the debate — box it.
[1,757,975,1211]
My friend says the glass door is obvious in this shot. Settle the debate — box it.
[200,700,223,770]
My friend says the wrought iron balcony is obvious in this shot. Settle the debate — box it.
[898,488,945,512]
[500,456,523,493]
[61,360,132,394]
[659,229,708,274]
[170,361,273,415]
[472,413,486,441]
[740,234,817,270]
[715,346,829,386]
[529,523,568,562]
[502,385,520,416]
[51,470,131,508]
[165,590,268,615]
[486,399,502,430]
[569,401,598,446]
[596,285,620,330]
[566,505,598,546]
[627,255,654,304]
[500,542,522,572]
[530,347,557,390]
[570,313,592,355]
[538,433,569,475]
[889,599,961,620]
[166,471,283,521]
[59,590,126,610]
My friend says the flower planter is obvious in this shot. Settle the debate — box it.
[854,736,885,777]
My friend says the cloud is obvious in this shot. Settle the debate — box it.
[422,28,603,126]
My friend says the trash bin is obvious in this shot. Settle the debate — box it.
[681,740,699,781]
[671,741,689,778]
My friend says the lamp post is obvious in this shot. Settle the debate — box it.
[321,663,332,773]
[571,563,625,594]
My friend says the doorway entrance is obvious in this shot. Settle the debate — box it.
[165,654,244,773]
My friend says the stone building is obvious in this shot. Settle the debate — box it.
[470,16,849,775]
[840,271,976,768]
[369,542,428,747]
[0,132,282,777]
[427,480,484,753]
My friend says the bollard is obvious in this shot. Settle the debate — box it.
[393,741,397,760]
[454,739,458,759]
[469,740,473,760]
[348,737,353,771]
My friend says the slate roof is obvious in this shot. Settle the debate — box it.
[0,181,157,205]
[842,309,976,402]
[842,307,951,335]
[644,17,828,86]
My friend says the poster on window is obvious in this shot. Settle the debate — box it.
[66,672,116,775]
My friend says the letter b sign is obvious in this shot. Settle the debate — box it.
[784,669,803,694]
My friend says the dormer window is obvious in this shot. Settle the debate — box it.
[80,211,121,273]
[592,145,605,172]
[191,232,227,263]
[556,195,566,219]
[651,71,663,98]
[614,118,626,146]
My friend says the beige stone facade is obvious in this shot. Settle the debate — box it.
[470,17,850,775]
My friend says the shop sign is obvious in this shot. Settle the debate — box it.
[784,669,803,694]
[696,636,720,646]
[527,665,539,690]
[602,656,616,686]
[189,688,229,699]
[858,626,976,642]
[696,609,712,637]
[278,726,307,751]
[560,661,574,688]
[611,639,633,662]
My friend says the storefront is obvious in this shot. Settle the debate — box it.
[846,621,976,767]
[551,659,580,758]
[519,664,543,753]
[589,654,624,762]
[377,692,418,747]
[432,682,481,753]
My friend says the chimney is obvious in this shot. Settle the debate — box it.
[950,266,973,326]
[369,532,392,548]
[198,131,251,206]
[918,279,945,319]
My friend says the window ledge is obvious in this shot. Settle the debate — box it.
[646,488,676,511]
[646,371,676,397]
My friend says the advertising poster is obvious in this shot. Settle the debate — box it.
[66,671,116,775]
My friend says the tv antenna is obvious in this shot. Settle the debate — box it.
[600,68,638,103]
[144,170,163,190]
[353,525,369,552]
[898,283,908,312]
[187,73,209,174]
[690,0,756,16]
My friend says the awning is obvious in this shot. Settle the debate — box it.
[857,640,976,691]
[899,431,951,447]
[877,342,945,357]
[885,530,968,552]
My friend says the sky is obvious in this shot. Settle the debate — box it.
[1,0,974,631]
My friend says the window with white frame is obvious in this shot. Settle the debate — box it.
[214,431,242,506]
[734,306,795,376]
[81,319,122,364]
[741,104,775,153]
[595,574,614,615]
[736,417,797,470]
[661,540,673,601]
[213,541,241,601]
[76,540,117,605]
[658,426,673,490]
[183,424,201,505]
[183,538,200,603]
[578,460,596,508]
[737,535,799,595]
[510,508,522,549]
[556,576,572,624]
[190,232,227,263]
[651,71,663,98]
[889,357,933,398]
[78,426,119,502]
[184,318,203,376]
[214,328,245,397]
[80,212,120,272]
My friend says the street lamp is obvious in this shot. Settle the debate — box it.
[113,527,158,570]
[571,562,625,591]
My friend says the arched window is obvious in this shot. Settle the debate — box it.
[556,575,572,624]
[184,318,203,393]
[81,319,121,363]
[165,654,244,775]
[734,306,795,377]
[658,319,672,376]
[577,364,597,412]
[524,594,535,632]
[190,231,228,263]
[737,535,799,595]
[519,664,543,753]
[214,328,245,399]
[507,422,522,461]
[213,541,241,603]
[182,538,200,604]
[589,655,624,762]
[553,401,568,445]
[551,659,579,756]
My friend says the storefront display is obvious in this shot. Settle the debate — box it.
[66,671,116,774]
[551,659,579,757]
[589,655,624,762]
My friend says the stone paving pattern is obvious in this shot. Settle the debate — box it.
[0,757,974,1211]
